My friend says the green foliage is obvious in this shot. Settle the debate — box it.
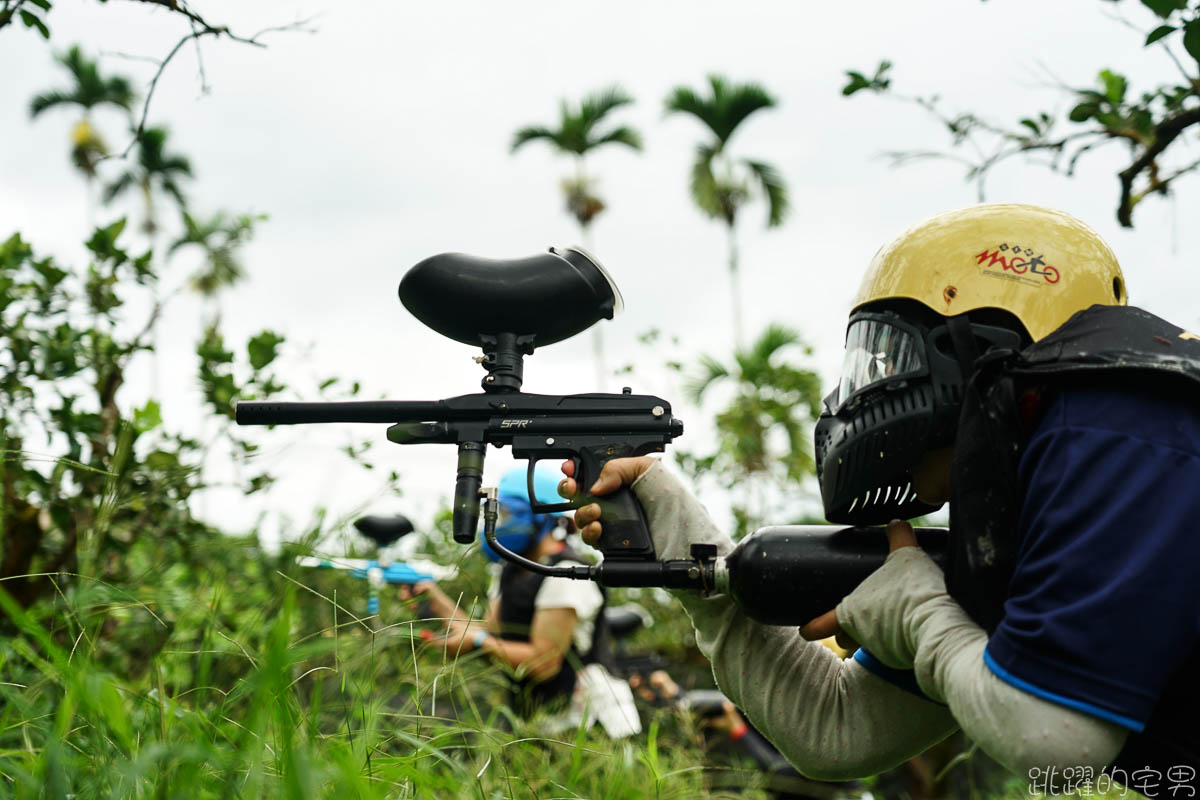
[1142,0,1189,18]
[170,211,266,297]
[0,0,53,38]
[511,86,642,157]
[103,126,193,234]
[665,75,789,230]
[28,44,134,117]
[0,223,286,608]
[677,324,823,535]
[17,6,48,38]
[28,44,134,179]
[843,1,1200,227]
[0,526,740,798]
[511,85,642,230]
[841,60,891,97]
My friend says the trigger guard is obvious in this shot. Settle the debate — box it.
[526,457,580,515]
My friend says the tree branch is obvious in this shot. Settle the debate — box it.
[121,13,316,153]
[1116,105,1200,226]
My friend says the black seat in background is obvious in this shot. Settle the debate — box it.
[354,515,415,547]
[604,605,650,638]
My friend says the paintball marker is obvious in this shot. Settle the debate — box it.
[297,514,456,615]
[238,247,690,582]
[238,247,947,627]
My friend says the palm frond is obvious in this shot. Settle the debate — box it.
[578,85,635,126]
[101,172,135,205]
[714,79,776,144]
[664,85,725,145]
[161,155,194,178]
[689,143,724,221]
[168,212,202,256]
[45,46,135,111]
[590,124,642,151]
[160,178,188,210]
[135,127,169,167]
[515,86,639,159]
[733,324,803,387]
[510,125,561,153]
[28,90,74,117]
[750,323,800,365]
[683,354,730,404]
[101,75,136,111]
[779,417,815,480]
[743,158,789,227]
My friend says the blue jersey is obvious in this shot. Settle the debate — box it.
[985,384,1200,730]
[858,384,1200,732]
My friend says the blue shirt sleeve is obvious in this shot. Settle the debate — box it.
[984,384,1200,730]
[853,648,944,705]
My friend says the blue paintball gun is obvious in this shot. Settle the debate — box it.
[297,514,456,615]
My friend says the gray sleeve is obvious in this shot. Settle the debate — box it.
[837,546,1128,775]
[631,461,959,779]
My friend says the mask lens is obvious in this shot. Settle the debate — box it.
[828,319,924,412]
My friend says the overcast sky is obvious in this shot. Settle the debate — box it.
[2,0,1198,548]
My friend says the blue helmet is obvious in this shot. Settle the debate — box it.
[480,466,565,562]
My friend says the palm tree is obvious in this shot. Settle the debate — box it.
[28,45,136,205]
[665,75,789,348]
[511,86,642,389]
[683,324,821,535]
[103,126,192,235]
[103,126,192,397]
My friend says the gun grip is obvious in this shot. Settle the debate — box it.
[577,447,656,561]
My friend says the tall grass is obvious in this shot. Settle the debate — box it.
[0,552,757,799]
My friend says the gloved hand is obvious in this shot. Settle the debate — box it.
[560,457,733,561]
[830,520,951,671]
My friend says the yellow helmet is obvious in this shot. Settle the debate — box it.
[854,203,1126,341]
[816,204,1126,525]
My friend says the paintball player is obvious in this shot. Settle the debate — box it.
[560,204,1200,780]
[412,467,608,717]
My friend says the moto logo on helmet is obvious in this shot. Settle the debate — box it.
[975,243,1060,285]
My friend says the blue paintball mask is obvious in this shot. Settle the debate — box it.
[479,467,565,562]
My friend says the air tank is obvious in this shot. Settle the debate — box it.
[712,525,950,626]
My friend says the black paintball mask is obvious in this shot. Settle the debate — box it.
[814,302,1025,524]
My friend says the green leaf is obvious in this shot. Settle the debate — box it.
[1099,69,1127,105]
[1019,118,1041,134]
[29,0,52,8]
[1146,24,1177,45]
[18,10,49,38]
[85,218,127,259]
[1068,103,1098,123]
[842,71,869,96]
[133,400,162,433]
[1184,19,1200,64]
[247,330,284,370]
[1140,0,1187,17]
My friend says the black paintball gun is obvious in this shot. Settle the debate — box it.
[237,247,947,626]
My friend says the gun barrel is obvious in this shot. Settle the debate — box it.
[236,400,446,425]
